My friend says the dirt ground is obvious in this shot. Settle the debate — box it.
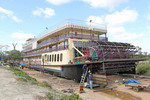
[19,68,122,100]
[0,66,49,100]
[21,68,121,100]
[107,75,150,100]
[22,68,150,100]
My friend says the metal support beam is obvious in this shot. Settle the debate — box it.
[73,46,84,56]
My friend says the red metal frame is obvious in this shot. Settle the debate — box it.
[85,41,137,61]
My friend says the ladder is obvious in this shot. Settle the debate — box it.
[80,67,89,85]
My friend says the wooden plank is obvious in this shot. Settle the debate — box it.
[93,80,107,84]
[93,74,107,79]
[93,77,107,80]
[93,80,107,83]
[93,78,107,81]
[94,88,113,92]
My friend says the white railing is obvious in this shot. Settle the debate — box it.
[36,19,107,40]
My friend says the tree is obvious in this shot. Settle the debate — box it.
[143,52,148,56]
[136,46,142,55]
[6,50,21,65]
[0,44,9,62]
[12,43,17,50]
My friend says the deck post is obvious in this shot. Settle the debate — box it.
[42,57,45,74]
[105,33,107,42]
[102,62,106,73]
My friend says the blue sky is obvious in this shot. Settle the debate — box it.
[0,0,150,53]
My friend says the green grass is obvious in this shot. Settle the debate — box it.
[146,56,150,61]
[145,69,150,76]
[8,67,38,84]
[3,63,9,66]
[136,61,150,75]
[47,92,54,100]
[38,81,50,88]
[8,67,83,100]
[46,92,83,100]
[61,93,83,100]
[8,67,52,86]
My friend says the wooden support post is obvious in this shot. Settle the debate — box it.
[81,29,83,39]
[42,57,45,74]
[105,33,107,41]
[98,33,99,40]
[102,62,106,73]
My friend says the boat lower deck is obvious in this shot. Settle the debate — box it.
[21,58,146,82]
[61,58,146,82]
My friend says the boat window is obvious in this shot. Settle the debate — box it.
[78,41,82,47]
[58,43,61,47]
[83,42,86,47]
[57,54,59,62]
[60,53,63,61]
[66,40,68,45]
[75,32,77,36]
[52,54,54,62]
[55,54,56,62]
[73,41,77,47]
[47,55,49,61]
[50,55,51,62]
[64,40,69,46]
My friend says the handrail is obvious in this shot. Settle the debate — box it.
[36,19,107,40]
[37,33,107,49]
[21,45,69,57]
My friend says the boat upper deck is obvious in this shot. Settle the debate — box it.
[22,19,107,53]
[37,23,107,42]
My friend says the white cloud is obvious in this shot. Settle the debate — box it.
[87,16,104,26]
[129,41,142,47]
[105,9,138,27]
[16,44,23,51]
[104,8,143,41]
[12,31,34,39]
[32,8,42,16]
[46,0,71,5]
[0,7,13,15]
[12,16,22,23]
[2,40,26,51]
[82,0,128,9]
[108,26,144,41]
[87,8,143,41]
[14,40,27,51]
[32,8,55,18]
[0,6,22,22]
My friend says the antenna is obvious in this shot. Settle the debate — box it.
[89,20,92,27]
